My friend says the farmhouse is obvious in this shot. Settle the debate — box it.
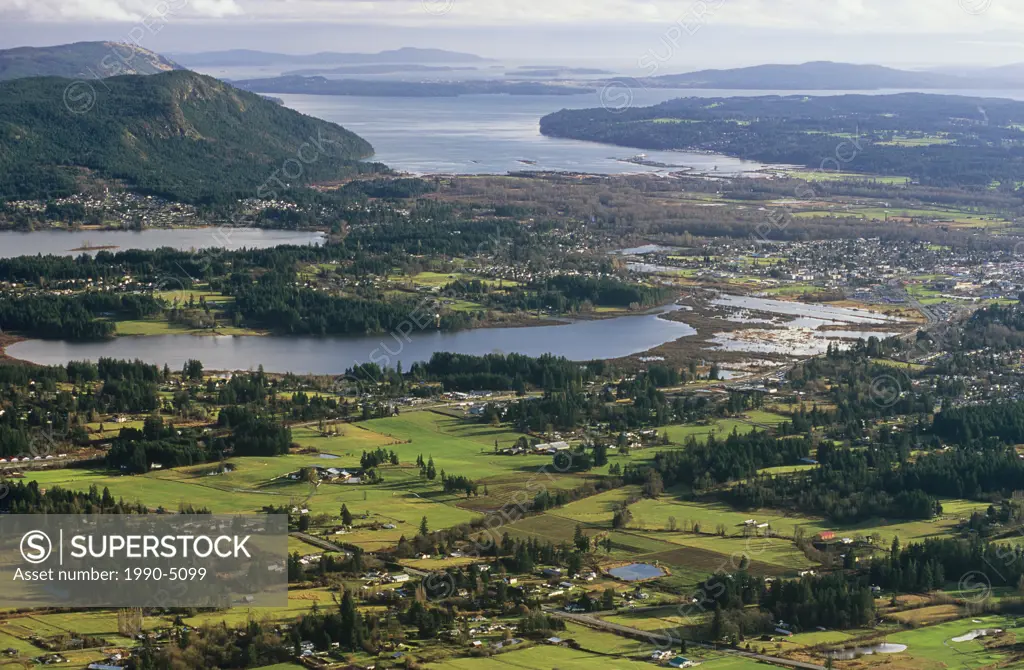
[533,441,571,454]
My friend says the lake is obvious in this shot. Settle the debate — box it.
[6,308,696,374]
[0,229,326,259]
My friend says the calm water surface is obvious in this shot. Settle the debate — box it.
[0,229,325,258]
[277,90,779,176]
[276,87,1024,176]
[607,563,666,581]
[8,309,696,374]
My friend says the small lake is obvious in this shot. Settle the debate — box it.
[826,643,907,660]
[7,308,696,374]
[0,229,326,258]
[607,563,666,581]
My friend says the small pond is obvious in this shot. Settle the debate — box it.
[826,643,907,660]
[607,563,666,581]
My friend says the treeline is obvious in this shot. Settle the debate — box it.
[0,292,160,340]
[216,406,293,457]
[473,275,672,312]
[407,352,601,393]
[229,271,475,336]
[727,440,1024,522]
[106,409,293,473]
[502,381,715,433]
[698,571,875,639]
[0,479,147,514]
[624,431,812,491]
[933,399,1024,445]
[107,415,207,473]
[868,536,1023,593]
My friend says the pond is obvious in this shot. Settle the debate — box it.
[607,563,666,581]
[826,643,907,660]
[0,229,326,258]
[7,307,697,374]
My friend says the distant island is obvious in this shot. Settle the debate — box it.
[172,47,492,68]
[508,66,615,77]
[636,60,1024,90]
[232,75,595,97]
[282,64,480,76]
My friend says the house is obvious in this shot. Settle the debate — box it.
[546,637,565,645]
[669,656,696,668]
[542,568,563,578]
[533,441,571,454]
[389,573,410,583]
[817,531,836,542]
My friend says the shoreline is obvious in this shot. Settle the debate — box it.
[0,333,27,365]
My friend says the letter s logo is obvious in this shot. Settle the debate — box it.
[21,530,52,564]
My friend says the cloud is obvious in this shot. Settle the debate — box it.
[1,0,242,21]
[0,0,1017,32]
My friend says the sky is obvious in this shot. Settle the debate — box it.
[0,0,1020,71]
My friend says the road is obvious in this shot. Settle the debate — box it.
[547,609,826,670]
[290,531,350,555]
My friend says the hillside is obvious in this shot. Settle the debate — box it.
[0,42,182,81]
[540,92,1024,186]
[647,61,985,90]
[174,47,489,68]
[0,71,376,202]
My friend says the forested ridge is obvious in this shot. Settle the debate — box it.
[540,93,1024,186]
[0,71,376,202]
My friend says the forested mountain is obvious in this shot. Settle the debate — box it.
[0,70,376,202]
[0,42,181,81]
[540,93,1024,186]
[645,61,983,90]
